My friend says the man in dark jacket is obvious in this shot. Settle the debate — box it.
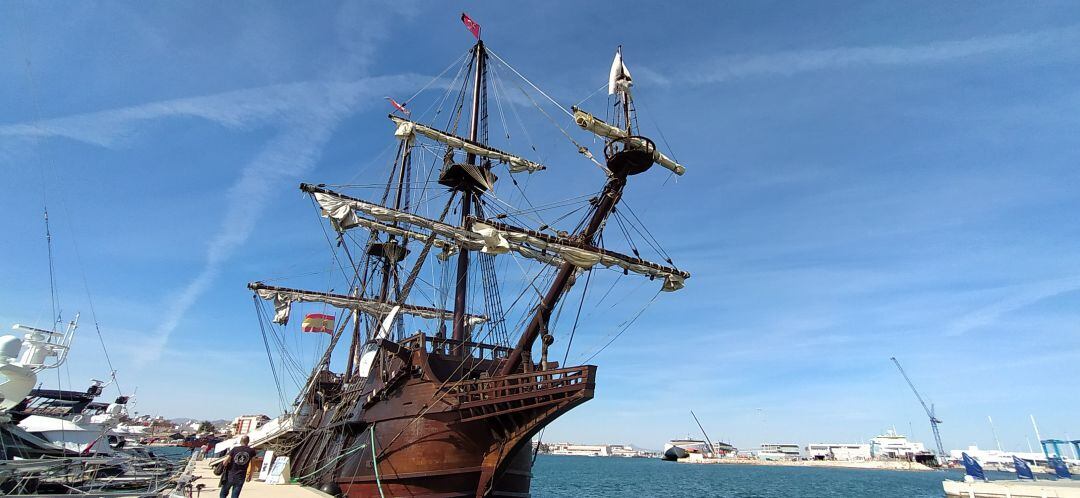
[220,436,256,498]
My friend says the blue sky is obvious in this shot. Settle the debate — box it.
[3,1,1080,453]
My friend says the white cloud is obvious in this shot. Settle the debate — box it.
[2,73,430,365]
[642,24,1080,86]
[946,274,1080,336]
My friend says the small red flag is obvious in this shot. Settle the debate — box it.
[384,96,410,116]
[461,12,481,39]
[301,313,335,334]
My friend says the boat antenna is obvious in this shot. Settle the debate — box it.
[988,415,1003,452]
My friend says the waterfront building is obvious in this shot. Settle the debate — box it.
[230,414,270,435]
[713,441,737,456]
[760,443,802,460]
[549,443,610,456]
[806,443,872,461]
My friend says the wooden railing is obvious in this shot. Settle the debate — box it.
[447,365,595,406]
[400,333,513,361]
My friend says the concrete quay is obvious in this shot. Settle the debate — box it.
[168,459,332,498]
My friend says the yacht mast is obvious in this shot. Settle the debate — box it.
[452,39,486,347]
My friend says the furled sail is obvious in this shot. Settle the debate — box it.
[306,186,687,291]
[305,184,467,242]
[306,185,563,266]
[305,185,689,291]
[249,282,487,326]
[390,115,545,173]
[328,213,458,261]
[571,107,686,176]
[470,218,689,292]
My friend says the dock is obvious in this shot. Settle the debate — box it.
[168,459,332,498]
[943,478,1080,498]
[676,455,933,472]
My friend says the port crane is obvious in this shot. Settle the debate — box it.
[890,357,947,464]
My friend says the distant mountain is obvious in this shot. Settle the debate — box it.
[170,418,231,427]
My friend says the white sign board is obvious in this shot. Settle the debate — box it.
[257,450,275,481]
[265,456,291,485]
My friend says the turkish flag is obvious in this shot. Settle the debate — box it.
[461,12,481,39]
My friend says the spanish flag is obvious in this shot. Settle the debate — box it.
[301,313,335,334]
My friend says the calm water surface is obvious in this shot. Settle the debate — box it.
[532,455,972,497]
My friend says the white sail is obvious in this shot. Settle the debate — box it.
[608,49,633,95]
[250,283,486,326]
[390,116,545,173]
[471,220,689,292]
[572,108,686,176]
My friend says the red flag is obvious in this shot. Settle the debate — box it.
[461,12,481,39]
[301,313,334,334]
[384,96,410,116]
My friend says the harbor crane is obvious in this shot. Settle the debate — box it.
[890,357,947,464]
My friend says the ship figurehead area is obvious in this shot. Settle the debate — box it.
[246,24,689,498]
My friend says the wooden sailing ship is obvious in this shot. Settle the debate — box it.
[249,19,689,498]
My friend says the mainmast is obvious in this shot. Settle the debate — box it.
[451,38,487,347]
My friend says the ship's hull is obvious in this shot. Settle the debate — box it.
[286,335,596,498]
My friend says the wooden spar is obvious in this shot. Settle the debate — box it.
[500,168,629,376]
[344,287,361,381]
[452,39,485,347]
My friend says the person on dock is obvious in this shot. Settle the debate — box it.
[220,436,256,498]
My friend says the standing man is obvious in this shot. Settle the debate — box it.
[220,436,256,498]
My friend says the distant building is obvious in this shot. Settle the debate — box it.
[760,443,801,460]
[806,443,872,461]
[712,441,737,456]
[609,445,637,457]
[870,430,926,459]
[549,443,609,456]
[231,414,270,436]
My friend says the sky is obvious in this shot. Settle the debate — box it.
[2,1,1080,454]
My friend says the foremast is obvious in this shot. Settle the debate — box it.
[501,46,670,375]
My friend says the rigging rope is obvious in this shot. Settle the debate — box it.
[254,296,291,413]
[372,422,386,498]
[562,270,592,366]
[580,288,662,364]
[487,49,573,119]
[490,58,608,173]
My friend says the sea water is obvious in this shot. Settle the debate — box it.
[532,455,973,497]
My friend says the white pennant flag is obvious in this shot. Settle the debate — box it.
[608,48,633,95]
